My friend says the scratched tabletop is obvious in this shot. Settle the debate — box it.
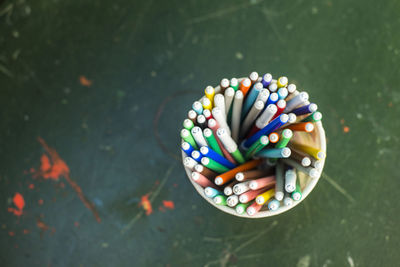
[1,0,399,266]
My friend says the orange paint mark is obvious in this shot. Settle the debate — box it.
[29,184,35,189]
[8,231,15,236]
[38,199,44,205]
[23,229,30,234]
[139,194,153,215]
[36,218,51,238]
[8,193,25,217]
[163,200,175,209]
[343,126,350,133]
[79,76,92,87]
[35,137,101,223]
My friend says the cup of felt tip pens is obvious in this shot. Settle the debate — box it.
[180,72,326,218]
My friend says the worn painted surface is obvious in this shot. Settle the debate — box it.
[0,0,399,266]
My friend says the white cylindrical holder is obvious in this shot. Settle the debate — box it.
[181,77,327,218]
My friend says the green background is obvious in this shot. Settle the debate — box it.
[1,0,399,266]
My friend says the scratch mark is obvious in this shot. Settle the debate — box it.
[0,64,13,78]
[321,172,355,203]
[126,0,154,43]
[234,221,278,253]
[187,0,263,24]
[261,9,285,44]
[121,165,175,234]
[153,90,197,161]
[203,236,223,242]
[297,254,311,267]
[347,253,355,267]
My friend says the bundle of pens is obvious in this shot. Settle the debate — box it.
[180,72,327,218]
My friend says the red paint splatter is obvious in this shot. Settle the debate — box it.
[343,126,350,133]
[79,76,92,87]
[158,206,165,212]
[8,193,25,216]
[163,200,175,209]
[23,229,30,234]
[30,168,35,173]
[8,231,15,236]
[29,184,35,189]
[38,199,44,205]
[139,194,153,215]
[35,137,101,223]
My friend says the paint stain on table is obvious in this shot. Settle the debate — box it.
[8,193,25,217]
[139,194,153,215]
[35,137,101,223]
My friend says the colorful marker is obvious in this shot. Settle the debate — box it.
[246,202,263,216]
[268,199,280,211]
[181,128,198,149]
[192,101,203,115]
[183,119,194,130]
[275,161,285,201]
[233,181,251,195]
[275,129,293,149]
[181,141,194,157]
[227,195,239,207]
[205,86,215,106]
[261,73,273,87]
[191,150,203,163]
[268,83,278,93]
[255,188,275,205]
[191,126,208,147]
[235,203,250,214]
[200,146,236,169]
[241,82,263,120]
[277,76,288,88]
[249,176,275,190]
[214,159,263,185]
[284,169,297,193]
[201,157,230,173]
[244,114,289,148]
[230,78,239,91]
[220,78,230,91]
[213,195,227,206]
[245,135,269,160]
[239,78,252,96]
[224,87,235,114]
[301,111,322,123]
[191,172,216,188]
[268,132,279,144]
[216,128,246,164]
[291,103,318,116]
[204,187,221,198]
[203,128,223,156]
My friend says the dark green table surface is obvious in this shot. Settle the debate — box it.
[1,0,399,266]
